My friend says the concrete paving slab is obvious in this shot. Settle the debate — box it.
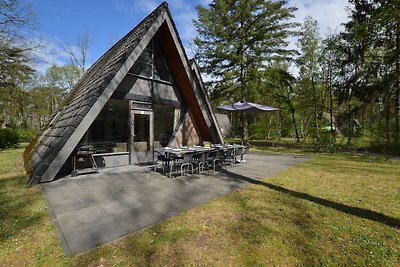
[41,152,310,256]
[202,182,243,195]
[62,217,126,255]
[57,204,109,231]
[148,197,200,218]
[83,183,127,198]
[113,206,166,233]
[46,194,98,215]
[134,190,182,206]
[101,195,145,215]
[42,182,84,201]
[174,187,224,206]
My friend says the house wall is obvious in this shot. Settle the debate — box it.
[156,24,212,141]
[114,75,180,105]
[170,111,202,147]
[215,113,233,138]
[55,152,130,179]
[93,152,130,168]
[153,82,179,103]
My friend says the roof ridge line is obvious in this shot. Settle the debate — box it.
[64,1,169,104]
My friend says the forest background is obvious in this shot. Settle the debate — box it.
[1,0,399,157]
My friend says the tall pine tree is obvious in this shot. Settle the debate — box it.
[194,0,298,143]
[340,0,400,148]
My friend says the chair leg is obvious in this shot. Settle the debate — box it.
[204,161,210,173]
[180,163,192,177]
[154,160,158,172]
[213,159,218,173]
[195,163,201,177]
[169,162,174,178]
[90,155,98,170]
[198,162,203,178]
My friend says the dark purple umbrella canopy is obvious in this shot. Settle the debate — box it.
[218,101,278,113]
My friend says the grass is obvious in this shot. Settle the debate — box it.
[248,136,400,157]
[0,145,399,266]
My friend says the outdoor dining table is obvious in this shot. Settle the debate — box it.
[159,146,212,176]
[212,144,249,164]
[155,144,248,177]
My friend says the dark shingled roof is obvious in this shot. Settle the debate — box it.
[24,2,168,185]
[24,1,223,185]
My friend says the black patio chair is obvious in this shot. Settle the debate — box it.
[233,146,244,164]
[206,148,222,173]
[220,147,235,169]
[169,150,195,178]
[241,145,250,163]
[192,149,209,177]
[152,149,167,173]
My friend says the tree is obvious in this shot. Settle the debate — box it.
[296,16,323,142]
[64,31,91,76]
[44,64,81,93]
[0,40,34,128]
[22,64,80,129]
[0,0,35,128]
[194,0,299,143]
[29,86,65,128]
[0,0,34,87]
[0,0,33,37]
[320,33,344,142]
[265,66,300,142]
[372,0,400,144]
[0,42,33,88]
[339,0,400,151]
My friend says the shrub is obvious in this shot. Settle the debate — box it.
[0,128,19,149]
[15,128,37,142]
[249,122,268,139]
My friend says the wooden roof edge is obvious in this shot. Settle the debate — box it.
[63,2,168,105]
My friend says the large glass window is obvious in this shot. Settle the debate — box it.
[154,105,180,147]
[128,39,172,83]
[130,46,152,78]
[80,98,129,153]
[153,42,171,82]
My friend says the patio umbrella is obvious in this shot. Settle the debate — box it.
[217,101,278,144]
[218,101,278,113]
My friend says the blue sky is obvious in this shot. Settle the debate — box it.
[28,0,349,73]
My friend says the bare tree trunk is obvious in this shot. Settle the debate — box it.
[347,96,353,145]
[312,78,320,143]
[328,64,335,142]
[396,79,400,144]
[64,31,90,76]
[384,94,391,160]
[289,102,300,142]
[395,22,400,144]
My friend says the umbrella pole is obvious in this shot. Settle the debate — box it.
[242,111,248,145]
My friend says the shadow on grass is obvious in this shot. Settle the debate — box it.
[220,169,400,229]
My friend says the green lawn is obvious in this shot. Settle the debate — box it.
[0,146,399,266]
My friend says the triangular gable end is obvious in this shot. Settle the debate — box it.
[24,2,223,185]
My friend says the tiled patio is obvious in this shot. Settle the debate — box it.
[41,152,309,255]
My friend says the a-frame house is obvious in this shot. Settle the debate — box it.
[24,2,224,185]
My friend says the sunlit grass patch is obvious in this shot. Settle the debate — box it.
[0,147,399,266]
